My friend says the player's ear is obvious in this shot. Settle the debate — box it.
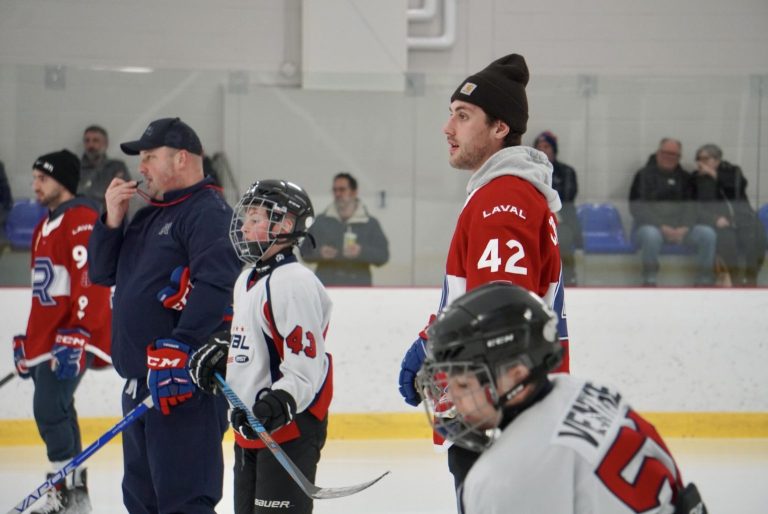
[493,120,510,141]
[172,149,186,168]
[496,362,530,398]
[281,216,296,234]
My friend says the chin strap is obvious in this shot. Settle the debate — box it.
[275,231,315,248]
[494,362,550,410]
[497,377,553,430]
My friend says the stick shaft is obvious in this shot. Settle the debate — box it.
[0,372,14,389]
[6,396,153,514]
[214,372,388,499]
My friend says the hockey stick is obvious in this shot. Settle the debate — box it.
[214,372,389,499]
[1,346,114,391]
[6,396,153,514]
[0,371,14,389]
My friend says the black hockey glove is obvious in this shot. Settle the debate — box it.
[252,389,297,432]
[674,483,707,514]
[230,408,258,440]
[188,331,230,394]
[230,390,297,438]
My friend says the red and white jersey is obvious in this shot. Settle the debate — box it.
[226,255,333,449]
[462,374,684,514]
[24,200,112,367]
[442,146,569,370]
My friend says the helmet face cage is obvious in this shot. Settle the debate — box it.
[416,361,502,452]
[229,180,314,265]
[229,195,284,264]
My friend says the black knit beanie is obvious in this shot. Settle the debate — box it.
[450,53,530,135]
[33,149,80,195]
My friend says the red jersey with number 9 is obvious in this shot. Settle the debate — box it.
[24,200,112,367]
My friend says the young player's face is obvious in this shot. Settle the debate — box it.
[443,100,505,172]
[31,170,66,209]
[241,206,272,243]
[138,147,181,199]
[241,205,295,261]
[447,372,501,430]
[447,362,533,430]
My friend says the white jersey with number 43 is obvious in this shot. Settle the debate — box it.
[226,257,333,449]
[462,374,685,514]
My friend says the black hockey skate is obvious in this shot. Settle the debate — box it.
[30,471,92,514]
[30,474,73,514]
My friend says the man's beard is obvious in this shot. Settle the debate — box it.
[449,140,490,171]
[84,149,105,163]
[37,190,61,208]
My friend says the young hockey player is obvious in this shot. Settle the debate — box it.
[417,282,707,514]
[190,180,333,514]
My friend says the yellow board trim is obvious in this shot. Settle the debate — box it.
[1,412,767,446]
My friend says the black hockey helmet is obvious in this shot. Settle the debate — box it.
[425,282,562,375]
[230,179,314,264]
[416,282,562,451]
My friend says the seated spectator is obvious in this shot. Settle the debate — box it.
[629,138,716,286]
[300,172,389,286]
[534,130,582,286]
[79,125,131,212]
[691,143,766,286]
[0,159,12,246]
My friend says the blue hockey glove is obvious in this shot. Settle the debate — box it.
[157,266,193,311]
[51,328,90,380]
[189,331,230,395]
[398,338,427,407]
[398,314,437,407]
[12,334,30,379]
[146,339,195,415]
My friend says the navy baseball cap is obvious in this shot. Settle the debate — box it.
[120,117,203,156]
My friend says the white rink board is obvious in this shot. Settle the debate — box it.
[0,287,766,419]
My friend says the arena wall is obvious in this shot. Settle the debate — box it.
[1,287,766,443]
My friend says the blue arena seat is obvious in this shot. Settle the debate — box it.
[576,203,635,254]
[758,203,768,239]
[5,199,47,250]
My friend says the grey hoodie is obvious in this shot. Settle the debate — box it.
[466,146,562,213]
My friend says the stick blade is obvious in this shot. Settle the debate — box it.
[309,470,390,499]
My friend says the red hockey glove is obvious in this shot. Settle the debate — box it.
[157,266,193,311]
[12,335,30,379]
[147,339,195,415]
[51,328,90,380]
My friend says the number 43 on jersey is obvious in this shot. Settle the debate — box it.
[286,326,317,358]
